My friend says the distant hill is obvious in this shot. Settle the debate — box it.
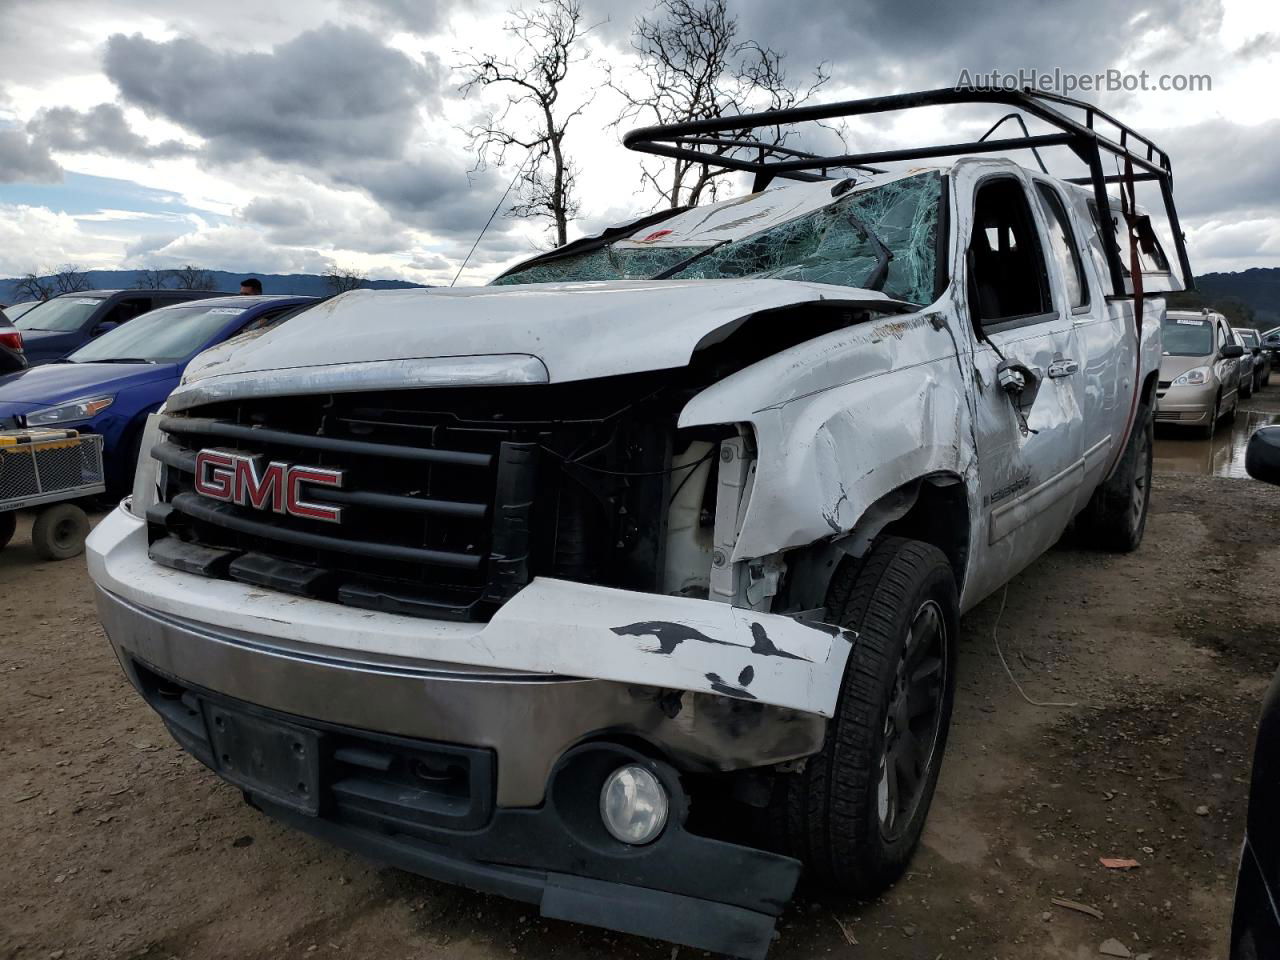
[1189,267,1280,329]
[0,269,427,305]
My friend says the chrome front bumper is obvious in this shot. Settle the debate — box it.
[89,504,833,806]
[1155,382,1217,424]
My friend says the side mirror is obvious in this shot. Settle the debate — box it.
[1246,426,1280,485]
[91,321,118,338]
[1221,343,1245,359]
[995,358,1042,417]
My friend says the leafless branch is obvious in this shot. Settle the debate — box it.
[133,269,174,290]
[608,0,830,208]
[15,272,55,302]
[324,266,366,294]
[171,265,214,290]
[457,0,591,247]
[52,264,91,294]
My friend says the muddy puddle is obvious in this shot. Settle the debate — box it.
[1154,407,1280,477]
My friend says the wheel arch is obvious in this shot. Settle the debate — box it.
[777,472,972,614]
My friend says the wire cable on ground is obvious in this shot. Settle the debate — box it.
[991,584,1079,708]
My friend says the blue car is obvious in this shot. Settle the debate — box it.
[13,289,228,364]
[0,295,315,495]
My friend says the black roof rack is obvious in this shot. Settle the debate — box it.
[623,87,1193,295]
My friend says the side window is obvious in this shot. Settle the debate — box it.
[239,306,292,334]
[101,296,153,326]
[1035,184,1089,310]
[967,178,1052,327]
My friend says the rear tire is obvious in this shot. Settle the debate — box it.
[30,504,90,561]
[767,537,957,895]
[0,511,15,550]
[1078,404,1153,553]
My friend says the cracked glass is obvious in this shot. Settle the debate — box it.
[493,171,943,304]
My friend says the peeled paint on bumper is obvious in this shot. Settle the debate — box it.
[87,507,854,718]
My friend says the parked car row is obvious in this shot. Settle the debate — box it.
[1155,308,1273,437]
[0,294,316,498]
[9,288,227,364]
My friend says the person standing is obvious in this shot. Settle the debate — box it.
[239,278,263,295]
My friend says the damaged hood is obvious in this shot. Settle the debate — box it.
[168,280,907,411]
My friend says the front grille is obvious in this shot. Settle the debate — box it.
[1154,410,1183,421]
[1157,380,1172,389]
[149,378,685,621]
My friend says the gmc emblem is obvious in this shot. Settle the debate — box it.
[193,449,345,524]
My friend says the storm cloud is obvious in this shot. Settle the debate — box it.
[0,129,61,183]
[104,24,442,167]
[28,103,193,160]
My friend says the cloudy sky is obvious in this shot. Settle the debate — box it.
[0,0,1277,285]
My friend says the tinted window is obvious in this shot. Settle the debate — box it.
[1036,184,1088,309]
[67,304,250,363]
[14,297,105,332]
[1162,317,1213,357]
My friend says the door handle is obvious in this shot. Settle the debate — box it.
[1047,358,1079,379]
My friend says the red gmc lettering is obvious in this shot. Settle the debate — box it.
[234,458,285,512]
[193,448,343,523]
[286,467,344,523]
[193,449,235,501]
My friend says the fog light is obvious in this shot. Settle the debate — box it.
[600,764,668,845]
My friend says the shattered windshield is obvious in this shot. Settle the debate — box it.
[493,171,943,304]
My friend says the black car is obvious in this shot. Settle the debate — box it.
[12,289,227,364]
[0,308,28,375]
[1261,329,1280,368]
[1234,425,1280,959]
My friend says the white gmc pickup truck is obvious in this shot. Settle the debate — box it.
[86,89,1191,958]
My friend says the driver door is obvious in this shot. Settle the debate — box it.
[962,174,1086,605]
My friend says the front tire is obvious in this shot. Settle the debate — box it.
[767,537,957,895]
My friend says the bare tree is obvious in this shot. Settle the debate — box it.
[134,268,174,289]
[15,272,55,302]
[324,266,366,295]
[172,265,215,290]
[52,263,91,294]
[459,0,591,247]
[610,0,830,208]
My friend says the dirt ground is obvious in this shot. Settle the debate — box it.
[4,387,1280,960]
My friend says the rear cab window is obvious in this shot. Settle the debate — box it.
[1086,200,1173,295]
[1034,183,1089,310]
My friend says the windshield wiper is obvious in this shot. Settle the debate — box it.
[84,358,158,364]
[652,240,730,280]
[844,211,894,292]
